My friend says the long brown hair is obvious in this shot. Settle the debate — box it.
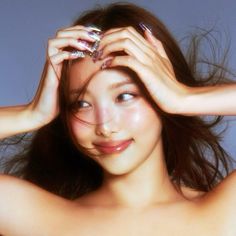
[1,2,235,200]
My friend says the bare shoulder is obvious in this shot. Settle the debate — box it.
[0,174,73,235]
[208,170,236,208]
[0,174,68,204]
[198,170,236,234]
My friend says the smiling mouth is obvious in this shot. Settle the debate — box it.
[93,139,133,155]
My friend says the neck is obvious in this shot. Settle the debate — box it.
[97,140,182,208]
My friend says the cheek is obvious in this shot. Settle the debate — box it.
[69,115,93,144]
[119,100,161,133]
[68,100,161,143]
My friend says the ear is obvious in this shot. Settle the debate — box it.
[144,31,169,60]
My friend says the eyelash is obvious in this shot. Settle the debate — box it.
[70,92,137,111]
[116,92,137,103]
[70,100,90,112]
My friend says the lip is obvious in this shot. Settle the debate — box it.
[93,139,133,155]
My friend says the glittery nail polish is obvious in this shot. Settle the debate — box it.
[77,40,93,52]
[139,22,152,34]
[71,50,86,58]
[91,40,100,52]
[92,49,103,62]
[87,25,102,32]
[101,58,112,69]
[88,31,101,41]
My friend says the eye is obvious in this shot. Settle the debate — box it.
[70,100,91,111]
[116,92,136,103]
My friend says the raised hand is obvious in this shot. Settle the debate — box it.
[97,24,190,114]
[97,25,236,116]
[28,25,101,126]
[0,25,101,139]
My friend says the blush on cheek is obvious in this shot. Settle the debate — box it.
[121,101,161,132]
[69,116,93,143]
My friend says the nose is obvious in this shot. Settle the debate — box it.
[95,106,119,137]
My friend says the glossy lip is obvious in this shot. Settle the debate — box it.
[93,139,133,155]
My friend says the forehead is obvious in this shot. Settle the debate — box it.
[68,56,134,90]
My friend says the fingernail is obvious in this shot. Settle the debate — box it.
[101,58,112,69]
[87,25,102,32]
[91,40,100,52]
[139,22,152,34]
[71,50,86,58]
[77,40,93,52]
[92,49,103,62]
[88,31,101,41]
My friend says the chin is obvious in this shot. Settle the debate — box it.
[96,157,146,176]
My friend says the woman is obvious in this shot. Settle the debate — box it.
[0,2,236,235]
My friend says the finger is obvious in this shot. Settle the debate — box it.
[100,26,153,55]
[103,27,148,46]
[103,55,160,99]
[48,51,76,80]
[104,56,166,105]
[144,31,176,80]
[49,51,70,79]
[103,26,146,43]
[100,37,153,63]
[47,37,93,56]
[56,29,97,42]
[48,49,86,79]
[62,25,101,32]
[144,31,169,59]
[50,51,79,65]
[104,55,146,74]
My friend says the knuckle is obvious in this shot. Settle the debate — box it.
[55,28,64,37]
[61,51,67,56]
[127,26,134,32]
[149,50,157,59]
[103,45,110,54]
[49,55,55,63]
[68,38,76,45]
[56,32,63,38]
[121,28,128,37]
[126,56,133,64]
[105,28,113,34]
[63,52,70,59]
[123,38,131,46]
[112,57,118,64]
[47,38,53,47]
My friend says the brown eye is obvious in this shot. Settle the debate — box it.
[116,93,136,102]
[70,100,91,111]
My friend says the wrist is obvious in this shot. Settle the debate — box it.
[173,86,196,116]
[24,103,47,131]
[0,104,44,139]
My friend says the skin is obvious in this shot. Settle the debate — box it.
[68,56,181,207]
[0,24,236,235]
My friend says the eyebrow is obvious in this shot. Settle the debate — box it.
[109,80,134,90]
[70,80,135,95]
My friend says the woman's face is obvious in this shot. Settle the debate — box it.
[68,56,163,175]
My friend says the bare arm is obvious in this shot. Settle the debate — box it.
[0,175,72,236]
[0,63,59,140]
[199,170,236,235]
[99,26,236,117]
[0,25,100,235]
[0,25,98,140]
[0,104,40,139]
[178,83,236,116]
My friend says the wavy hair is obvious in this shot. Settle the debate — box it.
[1,2,235,200]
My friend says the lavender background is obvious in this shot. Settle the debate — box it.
[0,0,235,167]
